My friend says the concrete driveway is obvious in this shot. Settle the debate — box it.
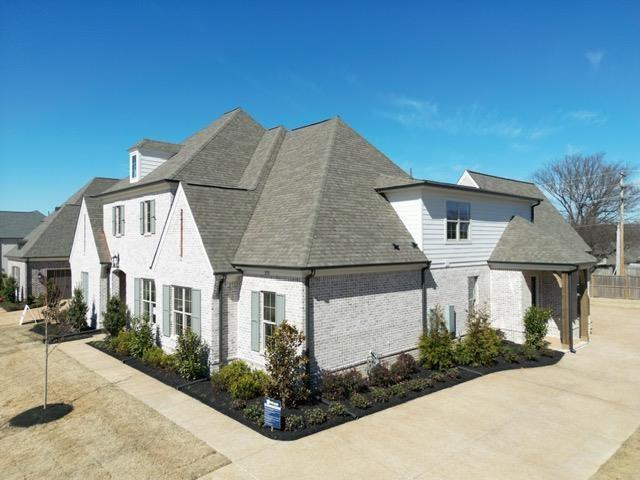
[35,299,640,479]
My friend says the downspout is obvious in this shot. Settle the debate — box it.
[217,273,227,367]
[531,199,541,222]
[421,261,432,331]
[304,269,316,375]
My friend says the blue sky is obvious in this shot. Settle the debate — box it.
[1,0,639,214]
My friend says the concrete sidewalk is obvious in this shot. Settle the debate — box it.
[57,298,640,480]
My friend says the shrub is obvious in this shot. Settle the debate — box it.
[446,367,461,379]
[304,407,327,425]
[230,371,270,400]
[522,345,538,361]
[327,402,349,417]
[66,288,88,331]
[142,346,173,369]
[418,306,457,371]
[111,330,134,356]
[231,398,247,410]
[407,378,433,391]
[390,353,418,381]
[285,414,305,431]
[431,372,445,383]
[129,315,155,358]
[212,360,251,391]
[321,369,367,400]
[265,321,310,407]
[456,307,503,367]
[1,276,18,303]
[102,296,129,337]
[502,347,520,363]
[371,387,391,403]
[350,392,371,409]
[368,364,394,387]
[389,382,409,398]
[174,329,208,380]
[243,404,263,425]
[524,306,552,350]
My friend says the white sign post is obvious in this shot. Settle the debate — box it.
[19,304,39,325]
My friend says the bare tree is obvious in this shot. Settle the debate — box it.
[532,153,639,226]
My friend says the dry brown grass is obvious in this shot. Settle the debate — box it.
[0,321,229,479]
[591,427,640,480]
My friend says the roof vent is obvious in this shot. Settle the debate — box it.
[392,243,400,250]
[411,241,418,248]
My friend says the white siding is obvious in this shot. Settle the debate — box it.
[422,188,532,268]
[130,147,173,183]
[384,189,423,249]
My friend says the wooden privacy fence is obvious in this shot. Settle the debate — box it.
[591,274,640,300]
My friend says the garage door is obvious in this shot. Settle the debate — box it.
[47,269,72,299]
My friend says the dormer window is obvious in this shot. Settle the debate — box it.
[131,154,138,180]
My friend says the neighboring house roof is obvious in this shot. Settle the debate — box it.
[0,210,44,238]
[6,177,119,261]
[465,171,596,267]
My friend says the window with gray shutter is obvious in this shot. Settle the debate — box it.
[162,285,171,336]
[251,291,260,351]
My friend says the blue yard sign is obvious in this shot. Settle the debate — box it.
[264,398,282,430]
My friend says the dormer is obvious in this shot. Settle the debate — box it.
[127,139,182,183]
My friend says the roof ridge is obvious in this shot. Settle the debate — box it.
[291,117,336,131]
[303,118,340,267]
[171,109,242,181]
[467,169,536,186]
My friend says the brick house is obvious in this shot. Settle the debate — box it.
[67,108,595,374]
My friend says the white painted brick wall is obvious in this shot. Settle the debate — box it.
[152,186,215,357]
[70,201,106,327]
[489,269,528,342]
[426,265,491,336]
[235,273,306,370]
[310,270,423,372]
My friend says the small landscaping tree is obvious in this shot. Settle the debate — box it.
[265,321,310,407]
[0,275,18,303]
[456,307,503,367]
[418,306,457,371]
[523,305,552,350]
[174,329,208,380]
[66,288,88,331]
[129,315,155,358]
[102,296,129,337]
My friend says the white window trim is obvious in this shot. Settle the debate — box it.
[130,153,138,181]
[172,285,192,336]
[444,200,472,243]
[261,291,276,352]
[142,200,154,236]
[142,278,156,323]
[114,205,125,237]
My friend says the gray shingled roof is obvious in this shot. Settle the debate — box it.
[233,118,427,268]
[0,210,44,238]
[7,178,119,260]
[84,196,113,263]
[465,171,596,266]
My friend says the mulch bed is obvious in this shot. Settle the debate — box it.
[87,339,563,441]
[31,323,101,343]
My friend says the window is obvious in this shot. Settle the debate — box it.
[468,276,478,313]
[131,154,137,178]
[173,286,192,335]
[530,276,538,306]
[140,200,155,235]
[142,279,156,323]
[262,291,276,349]
[446,201,471,240]
[113,205,125,236]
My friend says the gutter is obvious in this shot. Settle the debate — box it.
[304,269,317,375]
[421,261,432,331]
[530,199,541,222]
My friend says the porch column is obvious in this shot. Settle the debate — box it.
[561,272,570,347]
[579,269,590,340]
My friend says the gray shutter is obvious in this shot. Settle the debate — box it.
[275,294,285,325]
[150,200,156,234]
[162,285,171,336]
[251,291,260,351]
[139,202,144,235]
[121,206,125,235]
[134,278,141,317]
[191,289,201,336]
[112,207,116,235]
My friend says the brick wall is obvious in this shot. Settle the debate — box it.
[309,269,423,373]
